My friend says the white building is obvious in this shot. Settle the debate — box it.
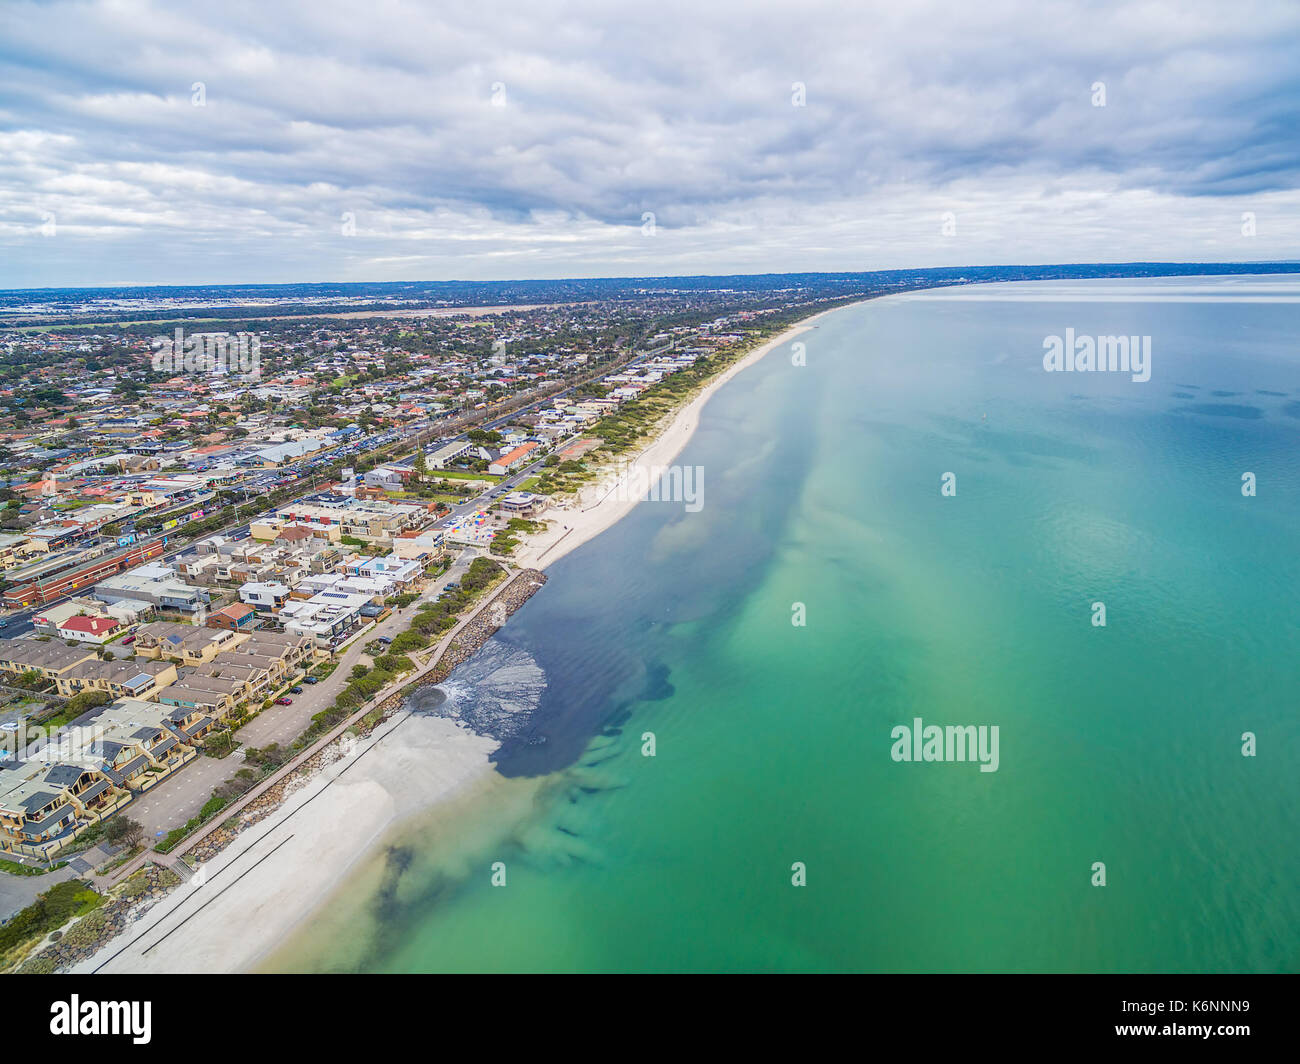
[279,590,372,647]
[239,581,292,613]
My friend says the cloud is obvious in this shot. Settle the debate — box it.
[0,0,1298,285]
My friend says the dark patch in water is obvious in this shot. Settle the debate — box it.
[1209,390,1241,397]
[1171,392,1195,399]
[639,661,676,702]
[1256,389,1288,397]
[1282,401,1300,419]
[1183,403,1264,419]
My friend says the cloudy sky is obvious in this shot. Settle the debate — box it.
[2,0,1298,288]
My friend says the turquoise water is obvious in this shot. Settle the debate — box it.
[286,276,1300,973]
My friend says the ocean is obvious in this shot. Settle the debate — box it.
[273,275,1300,973]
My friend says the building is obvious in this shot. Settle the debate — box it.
[498,491,547,516]
[0,760,131,860]
[279,590,372,647]
[0,697,209,859]
[0,639,98,681]
[488,441,541,475]
[93,562,211,615]
[206,602,259,631]
[343,553,423,588]
[31,597,140,635]
[392,530,445,562]
[53,658,179,701]
[131,622,244,665]
[427,440,475,470]
[3,537,168,609]
[239,581,292,613]
[55,615,122,645]
[271,501,425,539]
[363,464,414,492]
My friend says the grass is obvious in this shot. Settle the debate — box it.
[0,857,56,877]
[430,469,501,482]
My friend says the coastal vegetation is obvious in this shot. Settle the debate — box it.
[0,879,103,969]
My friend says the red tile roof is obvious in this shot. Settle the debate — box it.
[60,615,120,635]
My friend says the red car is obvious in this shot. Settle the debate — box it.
[275,697,293,705]
[122,635,136,645]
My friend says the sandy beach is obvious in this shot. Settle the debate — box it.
[72,307,837,974]
[74,714,499,974]
[514,309,832,571]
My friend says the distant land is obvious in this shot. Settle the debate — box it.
[3,261,1298,328]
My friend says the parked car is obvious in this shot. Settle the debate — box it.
[303,676,319,684]
[275,697,293,705]
[377,635,392,644]
[289,685,303,694]
[121,635,136,645]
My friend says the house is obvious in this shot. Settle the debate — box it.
[0,696,206,858]
[56,614,122,645]
[239,581,292,613]
[392,530,445,562]
[279,590,372,647]
[206,602,259,632]
[363,465,413,492]
[0,760,131,859]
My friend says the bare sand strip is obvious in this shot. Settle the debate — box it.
[514,308,837,570]
[75,714,498,974]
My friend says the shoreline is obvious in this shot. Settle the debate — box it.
[514,306,838,570]
[70,303,850,974]
[73,713,500,974]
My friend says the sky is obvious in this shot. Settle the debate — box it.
[1,0,1298,288]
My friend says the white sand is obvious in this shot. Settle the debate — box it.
[75,714,497,974]
[514,310,832,570]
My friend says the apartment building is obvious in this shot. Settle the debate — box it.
[0,697,204,859]
[0,638,97,681]
[53,658,179,701]
[131,622,245,664]
[93,562,211,615]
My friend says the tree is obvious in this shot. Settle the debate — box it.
[105,816,144,849]
[63,690,110,718]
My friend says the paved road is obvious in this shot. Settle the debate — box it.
[119,548,480,841]
[0,863,78,923]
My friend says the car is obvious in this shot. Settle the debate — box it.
[275,697,293,705]
[377,635,392,644]
[121,635,136,645]
[289,685,303,694]
[303,675,319,684]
